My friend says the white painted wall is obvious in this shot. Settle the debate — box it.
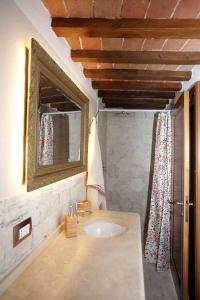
[0,0,98,199]
[173,65,200,103]
[0,0,98,280]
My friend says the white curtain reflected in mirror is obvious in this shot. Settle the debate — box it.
[37,74,81,167]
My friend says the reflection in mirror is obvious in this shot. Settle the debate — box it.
[27,39,89,191]
[37,74,81,167]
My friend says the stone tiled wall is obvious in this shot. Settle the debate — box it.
[0,173,85,280]
[99,112,155,234]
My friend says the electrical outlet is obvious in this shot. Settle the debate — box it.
[13,217,32,247]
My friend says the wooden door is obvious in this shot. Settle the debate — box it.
[171,91,190,300]
[194,83,200,300]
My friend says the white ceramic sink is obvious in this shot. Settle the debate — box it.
[84,220,126,238]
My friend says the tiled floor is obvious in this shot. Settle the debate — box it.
[143,262,178,300]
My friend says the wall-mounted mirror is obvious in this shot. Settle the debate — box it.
[26,39,89,191]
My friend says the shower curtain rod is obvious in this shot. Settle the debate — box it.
[42,111,81,115]
[99,109,171,112]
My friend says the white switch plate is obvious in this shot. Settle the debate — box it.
[19,224,30,239]
[13,217,32,247]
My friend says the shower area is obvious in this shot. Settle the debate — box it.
[98,111,155,234]
[98,110,176,300]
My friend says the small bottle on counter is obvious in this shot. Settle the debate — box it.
[65,204,77,238]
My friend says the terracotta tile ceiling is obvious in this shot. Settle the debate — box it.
[42,0,200,109]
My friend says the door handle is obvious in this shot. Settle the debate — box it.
[167,200,194,206]
[170,201,194,206]
[168,200,174,204]
[168,201,183,205]
[168,200,184,205]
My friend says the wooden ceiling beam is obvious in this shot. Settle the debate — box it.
[40,88,63,98]
[105,103,167,109]
[52,18,200,39]
[98,90,175,99]
[51,103,80,111]
[93,81,181,91]
[102,98,169,105]
[84,68,191,81]
[71,50,200,65]
[40,97,67,104]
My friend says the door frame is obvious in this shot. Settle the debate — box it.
[171,91,190,300]
[183,91,190,300]
[194,82,200,300]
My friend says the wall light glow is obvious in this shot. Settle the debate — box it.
[9,40,27,192]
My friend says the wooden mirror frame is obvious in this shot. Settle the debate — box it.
[26,39,89,191]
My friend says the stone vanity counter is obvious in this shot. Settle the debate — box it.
[1,210,145,300]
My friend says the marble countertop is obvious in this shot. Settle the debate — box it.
[1,210,145,300]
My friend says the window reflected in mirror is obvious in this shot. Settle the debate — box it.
[37,74,81,167]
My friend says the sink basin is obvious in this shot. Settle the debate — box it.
[84,220,126,238]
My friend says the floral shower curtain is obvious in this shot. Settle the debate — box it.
[38,114,54,166]
[144,112,172,271]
